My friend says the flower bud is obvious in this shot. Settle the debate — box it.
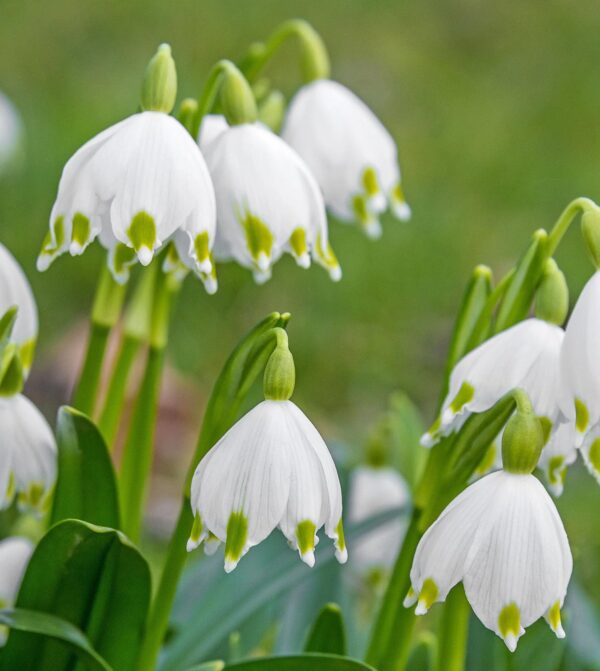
[220,67,257,126]
[263,342,295,400]
[535,259,569,326]
[502,391,544,474]
[581,207,600,269]
[141,43,177,114]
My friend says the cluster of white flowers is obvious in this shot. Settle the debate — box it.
[36,45,410,290]
[0,243,57,514]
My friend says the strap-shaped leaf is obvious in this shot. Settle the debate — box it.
[184,663,225,671]
[2,520,150,671]
[304,604,347,655]
[51,407,120,528]
[226,654,376,670]
[0,608,111,671]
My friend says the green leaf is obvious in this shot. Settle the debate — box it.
[184,663,225,671]
[406,632,437,671]
[0,608,112,671]
[304,604,347,656]
[160,508,405,671]
[387,392,426,488]
[51,407,120,528]
[2,520,151,671]
[225,654,376,670]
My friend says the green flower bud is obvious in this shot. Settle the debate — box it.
[581,207,600,269]
[263,340,295,401]
[502,390,544,474]
[141,43,177,114]
[292,19,331,82]
[220,66,257,126]
[535,258,569,326]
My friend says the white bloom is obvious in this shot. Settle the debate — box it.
[0,394,56,513]
[198,114,229,153]
[559,271,600,447]
[423,319,564,447]
[406,470,572,651]
[204,122,341,283]
[187,400,346,572]
[37,111,216,286]
[0,243,38,376]
[0,536,33,607]
[538,421,578,496]
[348,465,410,570]
[281,79,410,238]
[579,424,600,484]
[0,91,23,173]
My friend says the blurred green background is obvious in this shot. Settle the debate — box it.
[1,0,600,660]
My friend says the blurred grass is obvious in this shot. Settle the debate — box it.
[1,0,600,602]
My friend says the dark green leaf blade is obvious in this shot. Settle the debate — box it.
[304,604,347,656]
[2,520,150,671]
[51,407,120,528]
[226,654,376,670]
[0,608,112,671]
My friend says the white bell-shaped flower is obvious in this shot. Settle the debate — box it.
[187,399,346,572]
[348,465,410,571]
[203,121,341,284]
[0,243,38,376]
[37,111,216,286]
[0,394,56,513]
[281,79,410,239]
[0,536,33,644]
[559,271,600,447]
[537,421,578,496]
[0,91,23,174]
[422,319,564,447]
[405,470,572,651]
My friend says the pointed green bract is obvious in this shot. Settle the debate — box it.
[498,603,520,638]
[241,211,273,265]
[575,398,589,433]
[296,520,316,555]
[225,511,248,565]
[71,213,91,249]
[449,382,474,414]
[128,211,157,258]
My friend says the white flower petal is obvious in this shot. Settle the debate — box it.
[198,114,229,153]
[0,91,23,172]
[0,243,38,348]
[0,536,33,605]
[538,421,578,496]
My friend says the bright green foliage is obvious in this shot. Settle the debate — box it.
[304,603,347,655]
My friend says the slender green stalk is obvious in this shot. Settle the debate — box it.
[119,271,173,541]
[436,586,470,671]
[72,265,125,416]
[546,196,597,255]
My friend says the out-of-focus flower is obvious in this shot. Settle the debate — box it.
[0,91,23,174]
[347,465,410,570]
[203,121,341,283]
[537,421,578,496]
[0,536,33,644]
[0,394,56,513]
[559,271,600,448]
[187,399,346,572]
[405,470,572,651]
[0,242,38,376]
[37,46,217,291]
[282,79,410,239]
[422,319,564,447]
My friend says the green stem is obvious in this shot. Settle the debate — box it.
[97,334,141,448]
[436,586,470,671]
[546,196,597,256]
[119,271,173,542]
[72,266,125,416]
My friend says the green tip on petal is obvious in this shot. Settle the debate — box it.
[315,234,342,281]
[352,194,381,238]
[109,243,138,284]
[546,601,565,638]
[290,227,310,268]
[224,511,249,572]
[449,381,475,414]
[70,212,91,255]
[37,216,66,271]
[547,455,565,486]
[588,438,600,476]
[415,578,438,615]
[362,167,380,197]
[296,520,317,567]
[128,211,157,266]
[334,518,347,563]
[241,211,273,269]
[498,603,521,652]
[193,231,212,273]
[575,398,589,434]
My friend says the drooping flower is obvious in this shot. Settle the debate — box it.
[0,91,23,174]
[0,243,38,376]
[405,470,572,651]
[187,399,346,572]
[559,271,600,447]
[347,465,410,571]
[537,421,578,496]
[422,318,564,447]
[37,46,216,288]
[0,536,33,643]
[203,121,341,283]
[0,394,57,513]
[281,79,410,238]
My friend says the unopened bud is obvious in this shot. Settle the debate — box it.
[141,43,177,114]
[535,259,569,326]
[263,341,295,401]
[502,390,544,474]
[220,66,257,126]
